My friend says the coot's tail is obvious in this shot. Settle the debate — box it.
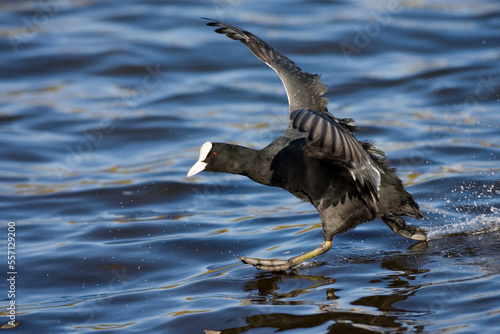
[399,197,424,220]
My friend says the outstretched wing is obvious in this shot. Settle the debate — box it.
[206,19,329,114]
[291,108,381,209]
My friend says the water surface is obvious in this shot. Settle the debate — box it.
[0,1,499,333]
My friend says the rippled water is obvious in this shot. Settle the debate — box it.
[1,1,500,333]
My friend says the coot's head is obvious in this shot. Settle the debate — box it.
[187,141,234,177]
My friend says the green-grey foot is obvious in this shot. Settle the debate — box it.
[402,225,428,241]
[389,223,427,241]
[383,216,428,241]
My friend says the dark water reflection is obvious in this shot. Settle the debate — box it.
[164,233,497,333]
[190,232,499,334]
[1,0,499,333]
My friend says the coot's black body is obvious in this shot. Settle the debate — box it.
[188,20,426,271]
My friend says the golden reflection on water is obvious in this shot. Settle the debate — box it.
[12,178,134,196]
[265,245,281,252]
[211,228,229,235]
[194,263,240,279]
[168,309,210,317]
[295,223,322,235]
[271,223,308,231]
[75,322,136,330]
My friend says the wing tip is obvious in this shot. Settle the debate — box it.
[206,21,329,118]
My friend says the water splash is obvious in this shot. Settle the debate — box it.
[427,206,500,240]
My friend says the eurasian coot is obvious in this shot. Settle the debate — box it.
[188,19,427,271]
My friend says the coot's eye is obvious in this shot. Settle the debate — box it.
[212,152,217,157]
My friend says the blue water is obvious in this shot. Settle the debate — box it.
[1,1,500,333]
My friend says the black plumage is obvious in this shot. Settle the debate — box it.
[188,19,426,271]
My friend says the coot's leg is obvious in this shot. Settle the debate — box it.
[238,240,332,271]
[382,216,427,241]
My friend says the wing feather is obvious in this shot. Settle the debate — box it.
[291,109,381,209]
[206,19,329,113]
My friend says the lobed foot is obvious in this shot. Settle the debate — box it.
[400,224,428,241]
[238,256,292,271]
[238,241,332,272]
[382,216,428,241]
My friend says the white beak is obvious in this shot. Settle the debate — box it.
[187,161,207,177]
[187,141,213,177]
